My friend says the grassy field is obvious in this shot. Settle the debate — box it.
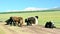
[0,28,5,34]
[0,10,60,28]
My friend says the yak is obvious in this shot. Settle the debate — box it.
[25,16,38,26]
[5,16,23,27]
[45,21,56,28]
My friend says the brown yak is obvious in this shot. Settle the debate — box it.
[5,16,23,27]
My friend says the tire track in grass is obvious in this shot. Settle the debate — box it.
[32,25,55,34]
[0,23,60,34]
[26,25,51,34]
[18,25,60,34]
[33,25,60,34]
[20,26,38,34]
[27,26,44,34]
[0,23,13,34]
[22,25,50,34]
[0,23,19,34]
[0,23,32,34]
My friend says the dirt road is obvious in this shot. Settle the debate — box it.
[0,22,60,34]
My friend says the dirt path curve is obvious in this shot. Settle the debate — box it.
[0,23,60,34]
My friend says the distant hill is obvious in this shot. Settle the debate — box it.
[0,10,60,14]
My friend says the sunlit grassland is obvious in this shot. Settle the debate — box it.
[0,28,6,34]
[0,11,60,28]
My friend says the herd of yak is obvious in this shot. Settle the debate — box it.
[5,16,56,28]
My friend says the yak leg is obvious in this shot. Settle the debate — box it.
[29,21,32,26]
[13,21,16,26]
[17,21,21,27]
[10,22,12,26]
[27,21,32,26]
[27,22,30,26]
[19,20,23,27]
[20,23,22,27]
[16,22,20,27]
[9,21,13,26]
[30,22,32,26]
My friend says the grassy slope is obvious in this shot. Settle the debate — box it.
[0,10,60,27]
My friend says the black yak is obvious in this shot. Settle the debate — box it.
[45,21,56,28]
[25,16,38,26]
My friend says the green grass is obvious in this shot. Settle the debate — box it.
[0,28,6,34]
[0,11,60,28]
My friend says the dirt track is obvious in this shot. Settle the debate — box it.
[0,22,60,34]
